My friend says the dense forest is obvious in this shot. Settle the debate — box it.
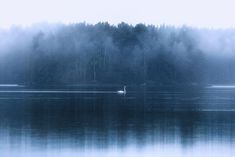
[1,22,235,85]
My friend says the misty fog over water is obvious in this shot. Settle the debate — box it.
[1,22,235,157]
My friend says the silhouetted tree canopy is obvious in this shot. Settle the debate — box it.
[0,22,235,85]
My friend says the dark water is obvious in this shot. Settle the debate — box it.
[0,85,235,157]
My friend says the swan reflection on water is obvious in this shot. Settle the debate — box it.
[117,86,126,95]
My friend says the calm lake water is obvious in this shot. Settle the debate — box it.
[0,85,235,157]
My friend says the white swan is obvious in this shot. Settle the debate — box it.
[117,86,126,95]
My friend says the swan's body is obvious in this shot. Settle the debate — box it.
[117,86,126,95]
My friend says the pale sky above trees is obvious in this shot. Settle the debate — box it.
[0,0,235,28]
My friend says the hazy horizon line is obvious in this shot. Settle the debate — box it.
[2,21,235,30]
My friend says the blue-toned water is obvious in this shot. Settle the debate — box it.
[0,85,235,157]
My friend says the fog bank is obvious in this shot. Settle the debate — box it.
[0,22,235,85]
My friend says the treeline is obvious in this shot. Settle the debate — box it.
[1,22,235,85]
